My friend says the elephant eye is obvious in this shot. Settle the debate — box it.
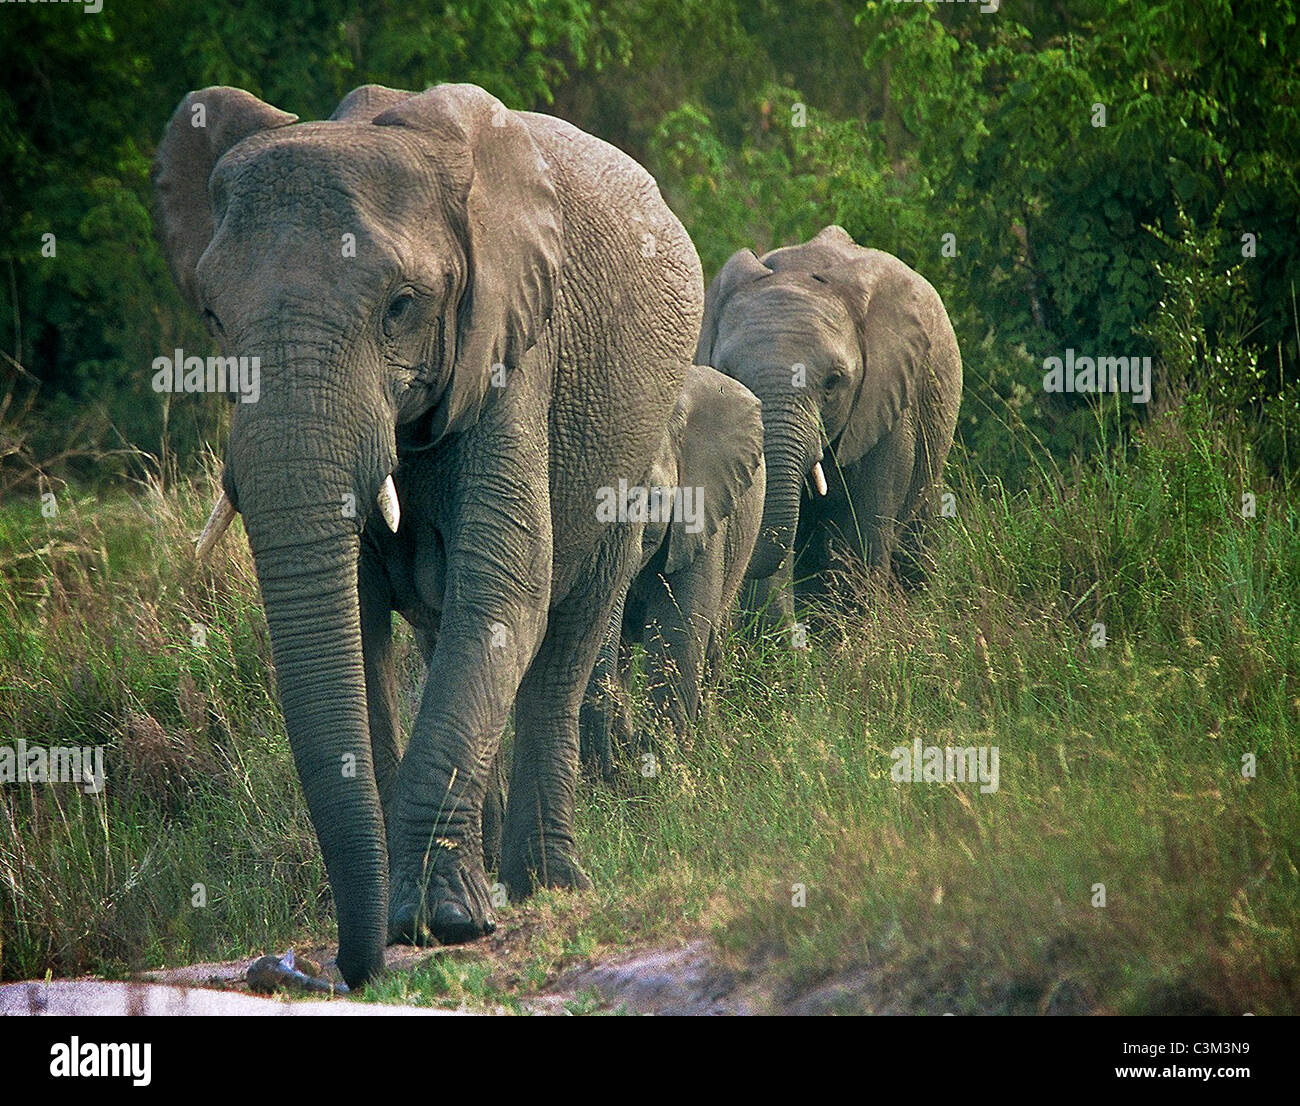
[202,309,223,337]
[384,290,416,334]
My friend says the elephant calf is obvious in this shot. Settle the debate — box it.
[696,225,963,622]
[579,365,765,778]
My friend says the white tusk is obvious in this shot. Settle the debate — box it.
[195,492,237,560]
[811,461,828,497]
[377,475,401,533]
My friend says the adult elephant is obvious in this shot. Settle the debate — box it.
[695,226,962,622]
[579,365,765,779]
[153,83,702,987]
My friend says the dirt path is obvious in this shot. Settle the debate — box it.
[2,935,1118,1015]
[536,940,760,1014]
[2,938,908,1016]
[1,938,775,1016]
[0,979,461,1016]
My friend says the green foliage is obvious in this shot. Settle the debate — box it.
[3,1,1297,490]
[648,0,1299,484]
[0,472,331,977]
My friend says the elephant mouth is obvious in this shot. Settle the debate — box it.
[194,473,402,559]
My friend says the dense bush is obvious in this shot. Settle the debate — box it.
[2,1,1297,487]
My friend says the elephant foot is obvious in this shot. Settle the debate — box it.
[336,942,386,991]
[387,845,496,947]
[500,840,592,900]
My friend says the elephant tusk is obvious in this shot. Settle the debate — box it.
[195,491,237,560]
[811,461,828,497]
[377,474,401,533]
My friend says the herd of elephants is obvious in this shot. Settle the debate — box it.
[155,82,963,986]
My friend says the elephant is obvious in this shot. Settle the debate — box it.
[153,82,703,987]
[695,225,962,624]
[578,365,765,780]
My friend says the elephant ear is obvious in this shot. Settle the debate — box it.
[816,252,934,466]
[695,248,772,365]
[663,366,765,575]
[375,84,563,442]
[152,88,299,310]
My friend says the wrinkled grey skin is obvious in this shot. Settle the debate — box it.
[696,226,962,623]
[578,366,765,779]
[153,83,701,987]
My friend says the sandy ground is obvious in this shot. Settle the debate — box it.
[0,938,1119,1014]
[0,979,460,1015]
[0,939,762,1016]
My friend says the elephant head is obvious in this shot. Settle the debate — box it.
[695,225,933,580]
[650,364,765,576]
[152,84,563,986]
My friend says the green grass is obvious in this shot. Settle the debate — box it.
[2,391,1297,1013]
[565,390,1300,1014]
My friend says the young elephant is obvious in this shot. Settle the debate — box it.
[696,225,963,622]
[579,365,765,779]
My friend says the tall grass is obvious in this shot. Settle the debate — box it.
[0,467,332,977]
[1,391,1296,1012]
[570,391,1299,1014]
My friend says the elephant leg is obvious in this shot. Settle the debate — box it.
[385,512,551,946]
[413,625,436,666]
[500,530,636,897]
[360,540,402,817]
[893,502,933,590]
[831,414,919,593]
[480,742,507,874]
[703,626,723,688]
[611,630,637,758]
[411,620,505,869]
[740,571,795,639]
[892,395,953,591]
[579,584,629,782]
[641,563,719,747]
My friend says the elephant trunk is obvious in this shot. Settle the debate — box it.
[227,354,393,989]
[746,404,821,581]
[254,534,385,988]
